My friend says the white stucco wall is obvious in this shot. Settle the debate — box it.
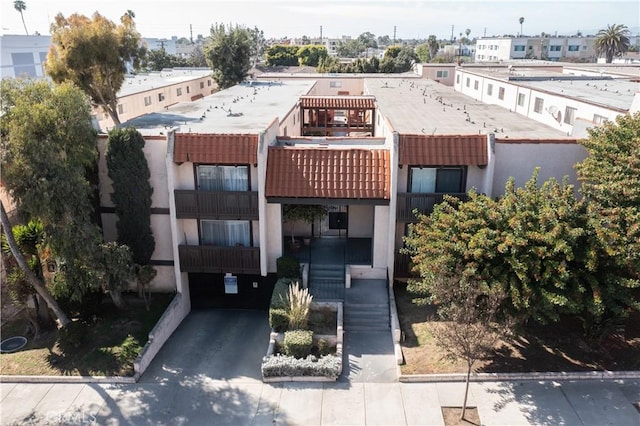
[280,104,301,137]
[373,206,390,269]
[265,203,283,273]
[491,141,587,195]
[305,78,364,96]
[348,205,374,237]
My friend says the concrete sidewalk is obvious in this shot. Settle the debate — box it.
[1,378,639,425]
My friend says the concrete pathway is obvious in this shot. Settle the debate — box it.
[1,379,638,425]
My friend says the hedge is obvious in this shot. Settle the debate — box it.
[261,354,342,378]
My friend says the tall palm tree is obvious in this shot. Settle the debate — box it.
[427,35,439,60]
[519,17,524,36]
[13,0,28,35]
[594,24,630,63]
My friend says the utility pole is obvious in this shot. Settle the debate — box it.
[451,25,454,42]
[484,27,487,37]
[190,24,193,44]
[320,25,323,43]
[393,25,397,45]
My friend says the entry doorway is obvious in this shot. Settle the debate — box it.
[317,205,348,237]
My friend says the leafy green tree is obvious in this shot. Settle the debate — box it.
[427,35,440,60]
[377,35,392,46]
[188,44,208,67]
[141,48,189,71]
[404,171,638,333]
[297,45,328,66]
[415,43,431,63]
[46,11,145,125]
[204,24,252,89]
[14,0,28,35]
[265,44,299,66]
[248,26,266,66]
[576,112,640,279]
[594,24,630,63]
[357,32,378,49]
[105,127,155,266]
[0,78,101,303]
[336,39,366,58]
[99,242,134,309]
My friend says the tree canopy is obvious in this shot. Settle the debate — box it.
[0,78,101,301]
[105,127,155,266]
[404,171,638,336]
[265,45,299,67]
[297,45,329,67]
[46,11,145,125]
[594,24,630,63]
[204,24,252,89]
[576,112,640,278]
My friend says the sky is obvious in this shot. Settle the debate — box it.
[1,0,638,41]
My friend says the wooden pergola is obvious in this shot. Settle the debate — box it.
[300,96,376,137]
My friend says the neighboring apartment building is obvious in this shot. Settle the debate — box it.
[95,72,588,315]
[0,34,51,78]
[454,64,640,137]
[475,36,640,62]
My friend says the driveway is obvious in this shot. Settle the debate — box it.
[140,309,270,384]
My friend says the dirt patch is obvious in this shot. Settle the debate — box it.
[395,281,640,374]
[442,407,481,426]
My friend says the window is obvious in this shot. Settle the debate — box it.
[200,82,204,89]
[144,96,152,106]
[207,80,212,86]
[474,81,479,90]
[498,87,505,100]
[410,167,466,193]
[436,70,448,78]
[465,78,470,87]
[177,88,182,96]
[11,52,36,77]
[550,45,562,52]
[487,84,493,96]
[117,104,124,114]
[201,220,250,247]
[593,114,608,124]
[329,81,342,88]
[568,45,580,52]
[158,93,165,102]
[564,107,577,125]
[517,93,526,106]
[456,75,460,84]
[514,45,526,51]
[186,86,191,94]
[197,165,248,191]
[534,97,544,113]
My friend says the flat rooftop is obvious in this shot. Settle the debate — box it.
[366,78,571,139]
[123,80,315,135]
[118,68,213,97]
[463,66,639,111]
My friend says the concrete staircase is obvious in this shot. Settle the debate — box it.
[344,280,390,332]
[309,263,345,300]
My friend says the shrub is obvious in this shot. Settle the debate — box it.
[283,329,313,358]
[261,354,342,378]
[270,278,292,309]
[277,256,300,279]
[116,334,142,364]
[286,282,313,329]
[318,338,330,356]
[269,308,289,332]
[58,320,89,355]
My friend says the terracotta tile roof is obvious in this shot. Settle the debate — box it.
[266,147,390,199]
[174,133,258,164]
[300,96,376,109]
[399,134,488,166]
[495,138,579,144]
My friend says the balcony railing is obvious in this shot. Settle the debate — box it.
[396,192,467,222]
[178,245,260,274]
[174,190,258,220]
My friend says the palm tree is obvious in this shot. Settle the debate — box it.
[519,17,524,36]
[594,24,630,63]
[13,0,28,35]
[427,35,439,61]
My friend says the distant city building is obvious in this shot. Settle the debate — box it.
[475,36,640,63]
[0,34,52,79]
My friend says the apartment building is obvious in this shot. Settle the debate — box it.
[94,72,587,316]
[475,36,640,62]
[0,34,51,79]
[454,64,640,137]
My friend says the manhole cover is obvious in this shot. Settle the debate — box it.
[0,336,27,353]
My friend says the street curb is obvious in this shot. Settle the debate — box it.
[398,369,640,382]
[0,375,138,384]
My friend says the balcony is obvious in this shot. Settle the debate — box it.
[178,245,260,274]
[174,190,258,220]
[396,192,467,222]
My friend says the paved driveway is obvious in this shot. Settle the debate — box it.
[140,309,270,384]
